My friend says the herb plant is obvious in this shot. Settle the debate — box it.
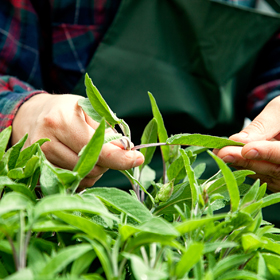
[1,74,280,279]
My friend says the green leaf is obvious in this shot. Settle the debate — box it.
[16,140,49,168]
[175,242,204,278]
[262,253,280,270]
[73,118,105,180]
[33,194,117,227]
[125,232,183,252]
[71,249,96,276]
[8,133,28,170]
[241,233,266,253]
[139,165,156,190]
[84,238,114,280]
[207,170,255,195]
[208,151,240,212]
[4,268,34,280]
[54,211,109,247]
[167,133,244,149]
[40,162,60,195]
[216,270,265,280]
[85,187,152,223]
[212,253,253,278]
[0,259,9,278]
[39,244,93,277]
[123,253,168,280]
[84,73,120,126]
[180,149,199,209]
[78,98,110,128]
[175,214,226,235]
[148,92,170,162]
[31,219,77,232]
[140,118,158,169]
[241,180,260,207]
[0,126,12,160]
[0,192,33,216]
[0,176,36,201]
[262,192,280,208]
[137,217,179,237]
[8,155,39,179]
[104,133,123,144]
[203,241,238,254]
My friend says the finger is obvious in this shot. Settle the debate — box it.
[217,146,280,191]
[77,175,104,191]
[230,96,280,143]
[98,142,144,170]
[241,141,280,164]
[41,140,108,178]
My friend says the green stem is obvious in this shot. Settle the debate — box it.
[132,142,168,150]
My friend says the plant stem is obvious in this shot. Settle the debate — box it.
[7,235,19,271]
[132,142,168,151]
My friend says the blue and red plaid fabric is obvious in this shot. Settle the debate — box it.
[0,0,277,130]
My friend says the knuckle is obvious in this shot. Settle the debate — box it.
[42,113,61,130]
[249,119,266,135]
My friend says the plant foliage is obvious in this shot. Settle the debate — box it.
[0,74,280,279]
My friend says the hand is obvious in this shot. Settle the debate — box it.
[214,96,280,192]
[11,93,144,189]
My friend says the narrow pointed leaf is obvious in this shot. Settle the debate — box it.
[148,92,170,162]
[85,73,120,126]
[140,118,158,169]
[175,242,204,278]
[213,253,253,278]
[175,214,226,234]
[73,118,105,179]
[216,270,264,280]
[8,133,28,170]
[16,140,49,168]
[0,126,12,160]
[39,244,92,277]
[78,98,110,127]
[167,133,244,149]
[180,149,198,208]
[262,192,280,208]
[208,151,240,212]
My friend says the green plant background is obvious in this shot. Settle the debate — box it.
[1,76,280,279]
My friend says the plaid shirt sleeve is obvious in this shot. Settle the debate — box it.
[0,76,46,130]
[0,0,120,132]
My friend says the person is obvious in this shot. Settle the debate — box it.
[0,0,280,192]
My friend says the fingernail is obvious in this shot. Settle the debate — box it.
[222,155,235,164]
[244,149,259,160]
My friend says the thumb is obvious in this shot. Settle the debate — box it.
[230,97,280,143]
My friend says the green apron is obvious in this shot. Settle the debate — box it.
[74,0,280,222]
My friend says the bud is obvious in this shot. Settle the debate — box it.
[155,179,175,203]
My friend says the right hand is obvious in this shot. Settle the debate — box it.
[11,93,144,189]
[214,96,280,192]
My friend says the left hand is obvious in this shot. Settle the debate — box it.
[214,96,280,192]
